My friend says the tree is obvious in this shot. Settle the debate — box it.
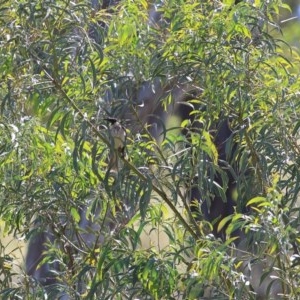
[0,0,300,299]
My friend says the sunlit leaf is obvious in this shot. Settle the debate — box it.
[71,207,81,223]
[246,196,267,207]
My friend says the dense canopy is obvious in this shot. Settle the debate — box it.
[0,0,300,299]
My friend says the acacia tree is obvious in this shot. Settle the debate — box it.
[0,0,300,299]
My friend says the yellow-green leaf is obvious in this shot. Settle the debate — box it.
[71,207,81,223]
[246,196,266,207]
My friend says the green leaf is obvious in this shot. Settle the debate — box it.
[71,207,81,223]
[246,196,267,207]
[201,131,218,165]
[292,120,300,136]
[217,214,233,233]
[223,0,235,5]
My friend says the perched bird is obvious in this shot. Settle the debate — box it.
[105,118,127,170]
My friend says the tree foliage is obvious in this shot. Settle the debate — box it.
[0,0,300,299]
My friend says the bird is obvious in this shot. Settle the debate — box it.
[105,118,127,171]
